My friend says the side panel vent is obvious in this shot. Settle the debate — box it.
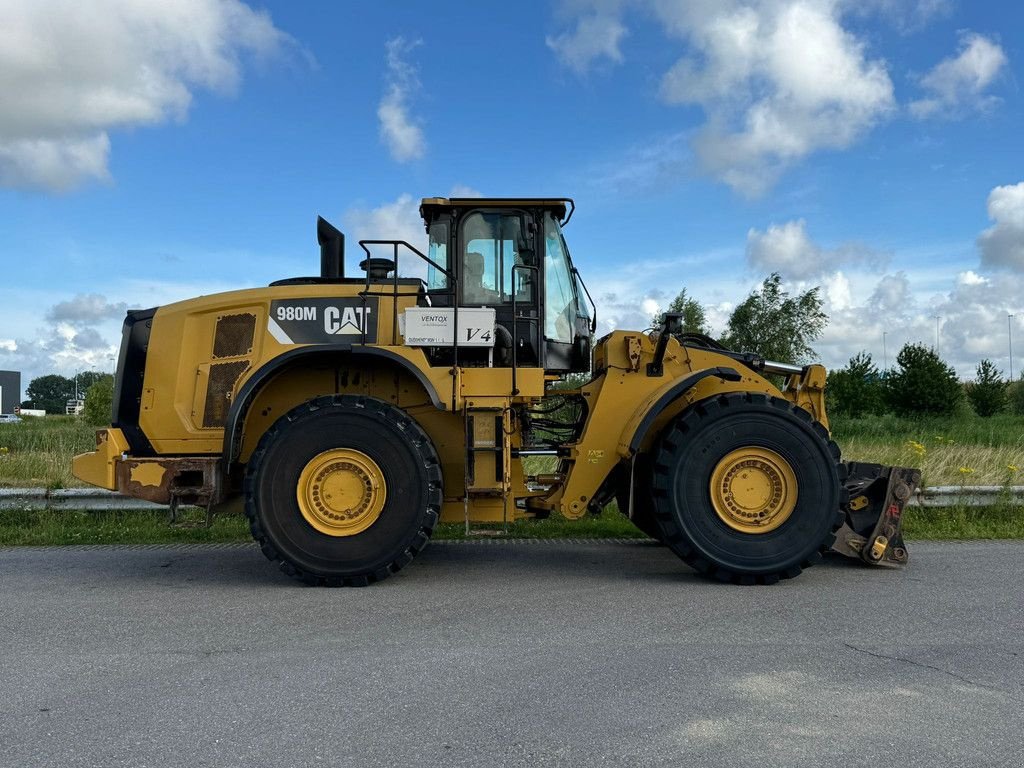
[203,361,249,428]
[213,313,256,359]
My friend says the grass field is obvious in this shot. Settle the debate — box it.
[0,416,94,489]
[1,410,1022,545]
[832,412,1024,488]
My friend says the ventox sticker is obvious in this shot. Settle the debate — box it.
[268,298,378,344]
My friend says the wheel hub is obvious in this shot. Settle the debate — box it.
[709,447,797,534]
[296,449,386,537]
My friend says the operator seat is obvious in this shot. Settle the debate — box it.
[462,251,499,305]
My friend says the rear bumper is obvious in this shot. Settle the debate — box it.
[72,429,130,490]
[73,429,224,506]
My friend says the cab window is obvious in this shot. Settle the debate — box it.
[460,212,534,305]
[543,212,576,343]
[426,221,449,290]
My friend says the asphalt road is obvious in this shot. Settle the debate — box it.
[1,540,1022,768]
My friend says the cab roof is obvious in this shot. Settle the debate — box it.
[419,197,573,225]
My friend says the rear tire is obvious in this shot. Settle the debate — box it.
[650,393,843,584]
[244,395,442,586]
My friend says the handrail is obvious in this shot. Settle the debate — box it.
[358,239,459,408]
[572,266,596,333]
[511,264,539,396]
[561,198,575,227]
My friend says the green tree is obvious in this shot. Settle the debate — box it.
[83,375,115,426]
[73,370,108,396]
[652,288,711,338]
[965,359,1007,417]
[883,343,962,416]
[825,351,884,417]
[720,273,827,362]
[25,374,74,414]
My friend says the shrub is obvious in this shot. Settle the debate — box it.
[883,343,962,416]
[83,376,114,426]
[965,359,1007,417]
[1007,380,1024,415]
[825,351,884,417]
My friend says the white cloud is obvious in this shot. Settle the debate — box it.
[978,182,1024,271]
[957,269,986,286]
[844,0,952,32]
[546,12,628,74]
[824,271,853,311]
[0,0,293,191]
[47,293,128,325]
[747,220,819,278]
[746,219,887,280]
[909,32,1008,118]
[449,184,485,198]
[378,37,426,163]
[587,131,690,194]
[548,1,895,196]
[0,135,112,192]
[658,1,895,196]
[344,193,428,279]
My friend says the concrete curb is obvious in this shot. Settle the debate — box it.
[1,486,1023,512]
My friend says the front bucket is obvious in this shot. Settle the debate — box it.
[831,462,922,566]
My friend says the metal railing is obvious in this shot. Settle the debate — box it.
[3,485,1022,512]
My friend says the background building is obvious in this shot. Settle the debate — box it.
[0,370,21,414]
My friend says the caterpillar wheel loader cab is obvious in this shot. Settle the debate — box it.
[73,197,920,586]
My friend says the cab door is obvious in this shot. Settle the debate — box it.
[456,209,541,367]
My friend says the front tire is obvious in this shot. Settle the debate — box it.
[244,395,442,586]
[650,393,843,585]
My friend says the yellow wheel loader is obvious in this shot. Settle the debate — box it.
[73,198,919,585]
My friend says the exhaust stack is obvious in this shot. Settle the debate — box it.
[318,216,345,279]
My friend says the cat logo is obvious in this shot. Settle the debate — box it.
[324,305,373,335]
[268,298,378,344]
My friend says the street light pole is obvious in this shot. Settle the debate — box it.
[882,331,888,371]
[933,316,940,354]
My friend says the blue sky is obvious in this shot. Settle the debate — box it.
[1,0,1022,397]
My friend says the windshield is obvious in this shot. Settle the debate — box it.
[544,212,576,343]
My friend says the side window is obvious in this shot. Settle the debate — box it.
[427,221,448,290]
[461,213,535,305]
[544,213,576,343]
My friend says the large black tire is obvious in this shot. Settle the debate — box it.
[244,395,442,586]
[650,392,844,585]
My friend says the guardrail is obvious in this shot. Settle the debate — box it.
[1,486,1023,512]
[0,488,172,511]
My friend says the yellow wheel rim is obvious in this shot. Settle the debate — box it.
[296,449,387,537]
[709,447,798,534]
